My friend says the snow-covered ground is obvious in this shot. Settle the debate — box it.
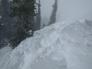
[0,19,92,69]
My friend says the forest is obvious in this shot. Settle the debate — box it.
[0,0,58,48]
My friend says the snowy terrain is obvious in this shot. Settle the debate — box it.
[1,0,92,69]
[0,19,92,69]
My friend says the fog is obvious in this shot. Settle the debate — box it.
[41,0,92,24]
[41,0,54,27]
[58,0,92,22]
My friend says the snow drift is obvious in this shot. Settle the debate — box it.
[0,19,92,69]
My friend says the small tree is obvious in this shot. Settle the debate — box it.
[0,0,11,47]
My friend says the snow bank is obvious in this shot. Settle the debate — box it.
[60,20,92,69]
[0,19,92,69]
[0,46,12,69]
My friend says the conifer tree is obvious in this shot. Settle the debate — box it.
[10,0,36,48]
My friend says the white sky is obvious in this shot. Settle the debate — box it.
[41,0,92,24]
[58,0,92,22]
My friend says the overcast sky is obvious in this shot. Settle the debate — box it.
[59,0,92,22]
[41,0,92,25]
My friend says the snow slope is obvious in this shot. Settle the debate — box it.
[60,20,92,69]
[0,46,12,69]
[0,19,92,69]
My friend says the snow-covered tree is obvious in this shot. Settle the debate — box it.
[10,0,36,48]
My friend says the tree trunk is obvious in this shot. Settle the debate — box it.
[49,0,58,25]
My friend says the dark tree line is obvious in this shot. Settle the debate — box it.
[0,0,41,48]
[0,0,11,47]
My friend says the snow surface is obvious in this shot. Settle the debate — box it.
[0,19,92,69]
[0,46,12,69]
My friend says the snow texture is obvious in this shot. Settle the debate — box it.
[0,19,92,69]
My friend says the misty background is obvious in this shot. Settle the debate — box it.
[41,0,92,23]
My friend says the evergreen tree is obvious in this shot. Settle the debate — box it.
[10,0,36,48]
[0,0,11,48]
